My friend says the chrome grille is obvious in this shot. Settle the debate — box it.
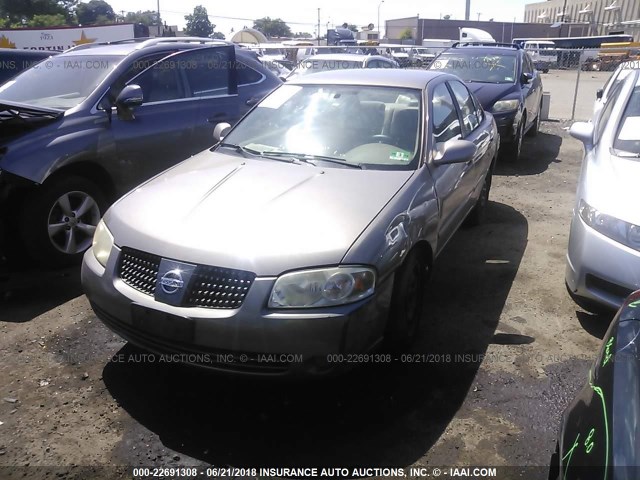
[118,248,255,309]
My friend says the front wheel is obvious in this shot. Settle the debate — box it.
[502,116,524,162]
[21,175,107,267]
[385,249,429,350]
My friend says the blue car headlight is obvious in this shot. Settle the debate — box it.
[492,99,520,113]
[579,199,640,251]
[269,266,376,308]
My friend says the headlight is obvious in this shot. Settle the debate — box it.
[92,219,114,268]
[579,200,640,251]
[492,99,520,112]
[269,266,376,308]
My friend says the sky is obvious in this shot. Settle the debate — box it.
[102,0,534,37]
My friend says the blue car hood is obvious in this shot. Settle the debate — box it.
[466,82,519,110]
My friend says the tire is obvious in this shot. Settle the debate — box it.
[20,175,107,268]
[385,249,429,350]
[527,101,543,137]
[465,167,493,226]
[502,115,525,162]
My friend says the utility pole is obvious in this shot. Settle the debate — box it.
[465,0,471,21]
[157,0,161,36]
[317,8,321,46]
[559,0,568,37]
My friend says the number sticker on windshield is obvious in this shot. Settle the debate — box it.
[389,151,411,162]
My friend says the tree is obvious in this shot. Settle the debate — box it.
[125,10,159,27]
[342,22,358,33]
[400,28,413,40]
[76,0,116,25]
[253,17,292,38]
[29,14,67,26]
[184,5,213,38]
[0,0,76,24]
[211,31,225,40]
[294,32,313,39]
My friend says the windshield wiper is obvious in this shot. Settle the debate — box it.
[268,152,364,169]
[218,142,304,164]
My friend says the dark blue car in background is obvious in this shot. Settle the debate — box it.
[0,38,281,267]
[430,42,544,162]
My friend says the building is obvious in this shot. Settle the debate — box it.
[524,0,640,40]
[385,16,591,43]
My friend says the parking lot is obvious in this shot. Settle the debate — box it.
[0,114,610,477]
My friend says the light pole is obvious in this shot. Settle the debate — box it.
[157,0,161,36]
[377,0,384,40]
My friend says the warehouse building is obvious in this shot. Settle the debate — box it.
[524,0,640,39]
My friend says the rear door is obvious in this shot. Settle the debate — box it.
[182,46,239,152]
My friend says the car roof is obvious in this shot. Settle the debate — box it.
[302,54,388,62]
[288,68,448,88]
[60,38,232,57]
[444,46,519,56]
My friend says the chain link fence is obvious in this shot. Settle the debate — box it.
[533,47,638,122]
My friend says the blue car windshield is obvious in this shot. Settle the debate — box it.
[430,52,518,84]
[0,55,124,110]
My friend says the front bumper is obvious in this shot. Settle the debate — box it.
[82,246,393,377]
[492,111,519,144]
[565,214,640,309]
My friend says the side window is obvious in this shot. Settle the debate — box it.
[471,92,485,124]
[431,83,462,144]
[182,49,231,97]
[522,53,534,74]
[236,61,263,86]
[108,52,172,103]
[596,81,624,142]
[448,80,480,135]
[133,57,185,103]
[366,60,380,68]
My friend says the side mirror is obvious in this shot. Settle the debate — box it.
[521,72,533,84]
[213,122,232,143]
[434,139,477,165]
[569,121,594,148]
[115,84,144,110]
[596,88,604,100]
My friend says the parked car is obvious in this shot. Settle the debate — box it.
[0,48,59,85]
[523,40,557,73]
[286,54,398,80]
[0,37,281,266]
[549,289,640,479]
[380,45,412,67]
[82,69,499,376]
[566,69,640,311]
[429,42,544,161]
[407,47,436,67]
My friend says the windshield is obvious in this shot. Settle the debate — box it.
[614,85,640,156]
[221,84,422,170]
[430,52,518,84]
[293,59,363,76]
[0,55,124,110]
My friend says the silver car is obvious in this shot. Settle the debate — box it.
[82,70,499,376]
[567,68,640,311]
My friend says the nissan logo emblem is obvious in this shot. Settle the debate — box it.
[159,269,184,294]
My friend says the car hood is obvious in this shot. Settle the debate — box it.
[106,150,413,276]
[0,101,62,145]
[585,152,640,225]
[466,82,519,110]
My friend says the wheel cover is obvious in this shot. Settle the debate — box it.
[47,191,101,254]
